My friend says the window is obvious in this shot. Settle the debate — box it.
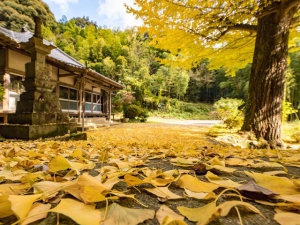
[9,75,24,93]
[93,94,100,103]
[70,89,77,100]
[59,86,69,99]
[59,86,78,112]
[85,92,91,102]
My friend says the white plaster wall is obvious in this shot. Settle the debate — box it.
[51,66,58,80]
[59,76,74,86]
[8,50,30,72]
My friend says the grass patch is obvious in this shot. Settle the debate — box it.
[150,99,215,120]
[282,120,300,143]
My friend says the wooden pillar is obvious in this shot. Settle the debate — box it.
[3,72,10,111]
[108,90,112,122]
[56,68,60,97]
[78,75,82,123]
[103,91,108,114]
[91,86,94,114]
[81,71,86,132]
[0,48,9,111]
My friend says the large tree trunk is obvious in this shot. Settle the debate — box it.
[242,5,297,149]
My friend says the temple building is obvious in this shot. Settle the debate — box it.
[0,24,123,124]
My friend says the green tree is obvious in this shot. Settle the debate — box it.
[0,0,56,31]
[127,0,300,148]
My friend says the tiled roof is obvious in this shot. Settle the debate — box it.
[0,26,123,89]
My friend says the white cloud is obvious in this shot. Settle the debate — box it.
[97,0,143,29]
[43,0,78,14]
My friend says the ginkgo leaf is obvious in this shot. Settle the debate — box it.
[184,189,216,200]
[0,194,13,218]
[293,179,300,188]
[144,187,183,199]
[80,186,106,203]
[124,174,148,186]
[77,173,108,193]
[70,149,83,159]
[250,161,287,172]
[48,155,71,173]
[102,175,121,190]
[156,205,184,225]
[69,161,95,173]
[32,181,68,200]
[177,174,219,192]
[208,156,225,166]
[177,201,218,224]
[151,177,174,186]
[8,194,42,221]
[110,191,147,207]
[99,202,154,225]
[216,200,264,218]
[245,171,299,195]
[50,198,101,225]
[255,200,300,209]
[205,171,240,188]
[21,203,51,225]
[0,183,30,195]
[276,194,300,204]
[225,158,253,166]
[161,216,187,225]
[274,208,300,225]
[62,181,83,201]
[205,164,236,173]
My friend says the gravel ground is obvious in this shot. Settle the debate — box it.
[1,122,299,225]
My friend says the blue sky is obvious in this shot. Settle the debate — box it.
[42,0,142,29]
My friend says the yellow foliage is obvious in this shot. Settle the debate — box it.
[126,0,299,74]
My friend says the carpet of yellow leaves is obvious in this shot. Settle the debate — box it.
[0,123,300,225]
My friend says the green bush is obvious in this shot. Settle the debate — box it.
[182,104,199,113]
[213,98,244,129]
[124,104,142,119]
[139,109,149,122]
[282,101,298,122]
[0,84,4,101]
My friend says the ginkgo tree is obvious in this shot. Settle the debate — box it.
[127,0,300,148]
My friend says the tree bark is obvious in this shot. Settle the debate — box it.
[242,4,299,149]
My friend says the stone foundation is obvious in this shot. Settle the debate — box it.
[0,122,77,140]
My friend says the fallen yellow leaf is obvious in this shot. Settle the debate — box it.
[274,208,300,225]
[99,202,154,225]
[21,203,51,225]
[48,155,71,173]
[144,187,183,199]
[0,194,13,218]
[8,194,42,221]
[178,174,219,192]
[184,189,216,200]
[245,171,299,195]
[177,201,218,224]
[205,171,240,188]
[50,198,101,225]
[156,205,184,225]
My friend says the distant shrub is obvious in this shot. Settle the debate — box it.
[182,104,199,113]
[0,84,4,101]
[282,101,298,122]
[213,98,244,129]
[139,109,149,122]
[124,104,142,119]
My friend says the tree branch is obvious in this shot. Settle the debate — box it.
[284,0,300,14]
[228,24,257,33]
[291,15,300,27]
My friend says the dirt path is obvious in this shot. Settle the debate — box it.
[147,116,221,126]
